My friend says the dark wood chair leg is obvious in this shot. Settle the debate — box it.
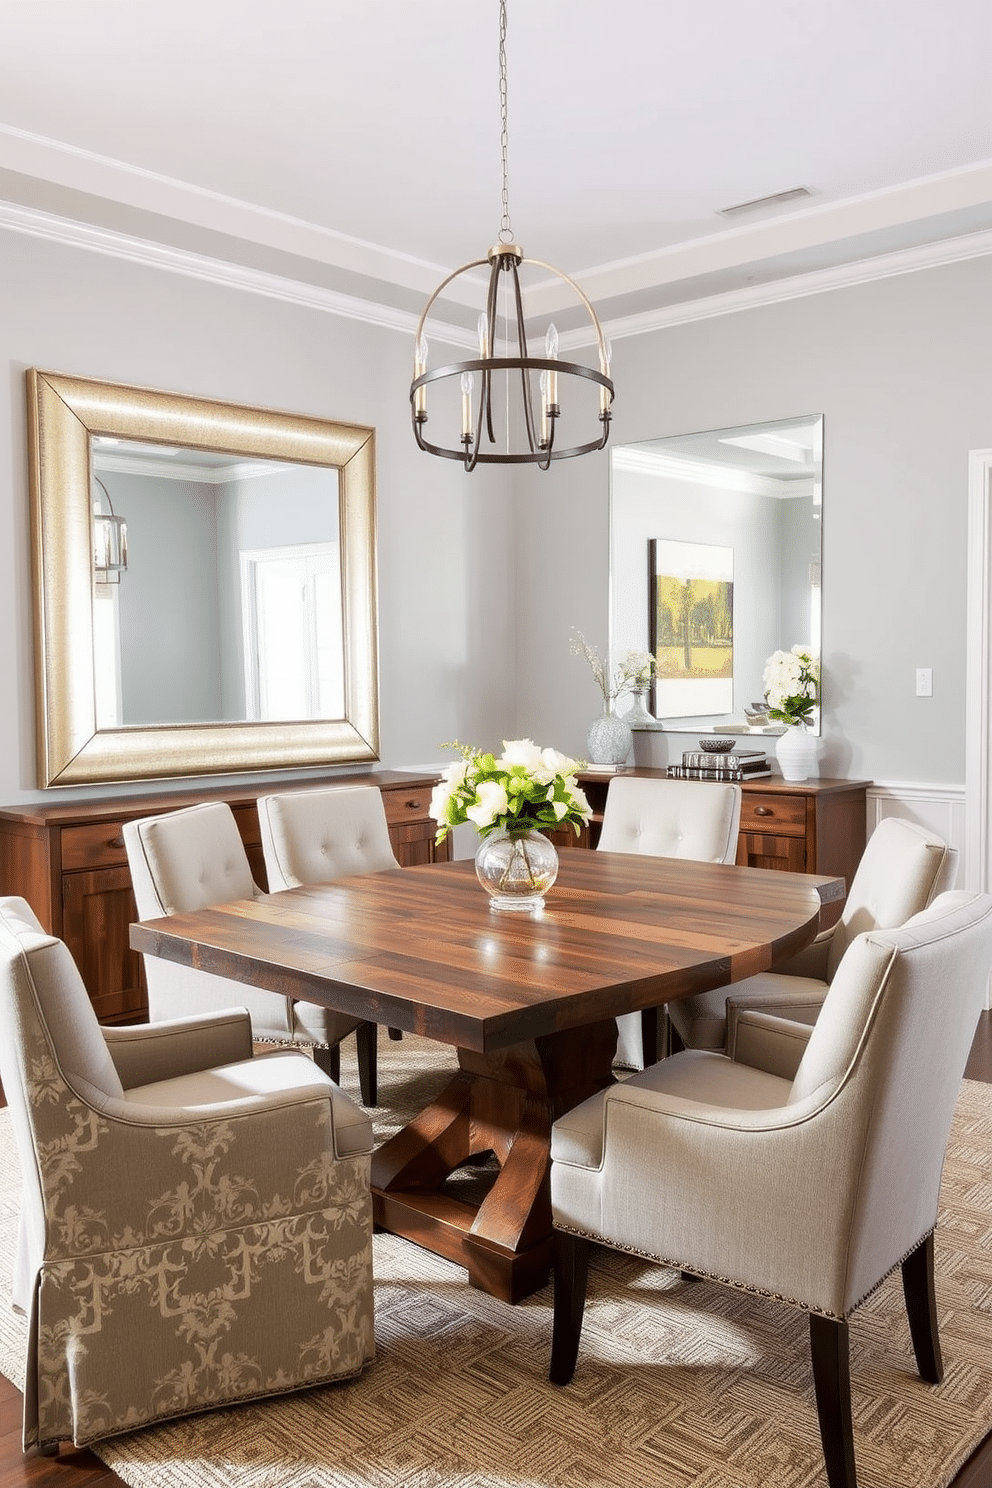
[356,1020,379,1107]
[640,1007,660,1067]
[387,1027,403,1041]
[549,1231,590,1386]
[313,1042,341,1084]
[809,1313,857,1488]
[902,1232,943,1383]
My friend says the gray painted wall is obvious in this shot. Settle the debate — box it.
[1,227,990,806]
[515,255,992,786]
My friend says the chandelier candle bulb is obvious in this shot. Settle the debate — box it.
[545,323,559,406]
[414,336,428,419]
[461,372,475,440]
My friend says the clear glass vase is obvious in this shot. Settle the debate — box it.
[474,827,559,912]
[622,684,656,728]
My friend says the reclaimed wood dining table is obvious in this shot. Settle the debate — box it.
[130,850,844,1303]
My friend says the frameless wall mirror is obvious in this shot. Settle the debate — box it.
[27,370,379,787]
[610,414,822,736]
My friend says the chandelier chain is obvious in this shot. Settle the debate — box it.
[498,0,512,243]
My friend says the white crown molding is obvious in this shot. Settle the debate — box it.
[3,196,992,354]
[611,445,794,498]
[0,122,451,299]
[571,157,992,308]
[94,450,291,483]
[600,227,992,342]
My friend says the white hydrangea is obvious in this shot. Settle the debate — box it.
[763,645,820,726]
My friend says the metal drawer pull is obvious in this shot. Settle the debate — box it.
[753,806,773,817]
[405,799,422,809]
[109,835,125,849]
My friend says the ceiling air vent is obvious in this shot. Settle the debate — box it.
[717,186,815,218]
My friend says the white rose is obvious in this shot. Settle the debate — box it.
[540,747,579,776]
[429,781,453,822]
[499,738,543,772]
[465,780,509,828]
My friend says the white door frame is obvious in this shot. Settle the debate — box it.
[965,450,992,896]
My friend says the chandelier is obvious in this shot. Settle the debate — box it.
[92,477,128,584]
[410,0,614,471]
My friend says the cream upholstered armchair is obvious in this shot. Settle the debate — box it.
[0,896,374,1453]
[124,801,379,1105]
[597,776,742,1069]
[668,814,957,1061]
[550,890,992,1488]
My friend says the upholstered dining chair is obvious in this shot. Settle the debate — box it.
[124,800,379,1105]
[549,890,992,1488]
[668,814,958,1062]
[597,775,742,1069]
[258,783,403,1054]
[0,895,375,1453]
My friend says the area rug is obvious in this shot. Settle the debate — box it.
[0,1039,991,1488]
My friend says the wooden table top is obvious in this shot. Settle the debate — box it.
[130,852,843,1054]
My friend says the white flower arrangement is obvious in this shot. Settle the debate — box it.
[570,630,656,706]
[763,645,820,727]
[430,739,592,844]
[618,648,656,687]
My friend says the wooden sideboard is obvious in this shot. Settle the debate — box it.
[562,768,870,927]
[0,771,447,1024]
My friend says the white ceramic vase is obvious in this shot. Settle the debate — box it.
[775,724,818,782]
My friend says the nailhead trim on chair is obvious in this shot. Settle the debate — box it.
[551,1220,937,1321]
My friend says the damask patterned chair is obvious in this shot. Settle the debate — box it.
[0,895,375,1452]
[597,775,742,1069]
[124,801,379,1105]
[549,890,992,1488]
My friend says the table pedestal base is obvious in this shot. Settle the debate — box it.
[371,1020,617,1303]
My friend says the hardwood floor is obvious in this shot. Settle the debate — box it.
[2,1015,992,1486]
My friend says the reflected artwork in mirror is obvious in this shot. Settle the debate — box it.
[28,370,379,786]
[610,415,822,736]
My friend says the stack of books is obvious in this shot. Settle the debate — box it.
[668,747,771,781]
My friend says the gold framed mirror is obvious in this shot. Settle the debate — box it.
[27,370,379,787]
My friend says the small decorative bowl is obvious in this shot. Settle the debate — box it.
[699,738,735,753]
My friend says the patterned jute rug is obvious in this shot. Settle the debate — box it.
[0,1036,991,1488]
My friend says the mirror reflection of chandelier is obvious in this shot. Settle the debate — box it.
[92,476,128,583]
[410,0,614,472]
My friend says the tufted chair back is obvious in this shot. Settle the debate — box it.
[598,776,742,863]
[258,785,399,891]
[125,801,257,917]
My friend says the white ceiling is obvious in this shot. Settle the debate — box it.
[2,0,991,339]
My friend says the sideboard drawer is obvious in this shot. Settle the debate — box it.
[740,792,807,836]
[61,822,129,871]
[381,783,435,826]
